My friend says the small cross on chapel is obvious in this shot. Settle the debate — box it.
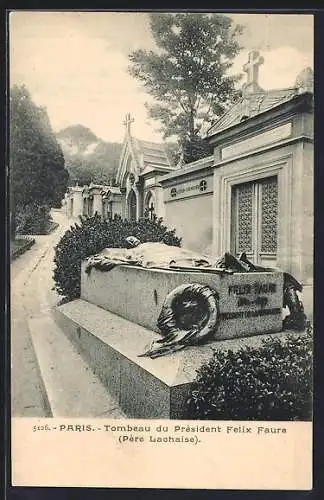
[243,50,264,94]
[123,112,135,134]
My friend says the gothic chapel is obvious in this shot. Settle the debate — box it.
[115,113,176,220]
[65,51,314,315]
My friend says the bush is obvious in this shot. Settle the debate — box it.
[10,236,35,260]
[187,333,313,421]
[16,202,53,235]
[53,213,181,300]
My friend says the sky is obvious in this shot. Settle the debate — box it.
[9,12,314,144]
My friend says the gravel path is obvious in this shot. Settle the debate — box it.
[11,210,72,417]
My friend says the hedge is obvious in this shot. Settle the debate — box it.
[53,213,181,300]
[187,331,313,421]
[15,202,54,235]
[11,236,35,261]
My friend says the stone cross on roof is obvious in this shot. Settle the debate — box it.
[243,50,264,94]
[123,113,135,134]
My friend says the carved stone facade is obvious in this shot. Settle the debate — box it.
[65,116,176,222]
[159,53,313,314]
[65,52,314,314]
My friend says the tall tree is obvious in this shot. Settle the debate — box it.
[129,13,243,163]
[10,85,69,219]
[56,124,122,186]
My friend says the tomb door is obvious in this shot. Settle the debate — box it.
[88,197,94,217]
[83,198,88,216]
[128,189,137,221]
[107,201,113,220]
[231,176,278,267]
[145,192,155,220]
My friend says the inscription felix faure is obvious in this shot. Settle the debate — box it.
[223,281,280,319]
[228,282,277,296]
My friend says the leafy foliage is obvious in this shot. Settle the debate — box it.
[56,125,122,185]
[129,13,243,163]
[187,333,313,421]
[56,124,98,151]
[181,135,214,164]
[15,202,54,235]
[10,85,69,235]
[11,236,35,261]
[53,213,181,300]
[10,85,69,208]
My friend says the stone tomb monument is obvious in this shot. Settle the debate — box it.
[53,243,302,419]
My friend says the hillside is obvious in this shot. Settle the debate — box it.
[56,125,122,185]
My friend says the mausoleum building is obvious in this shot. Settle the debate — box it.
[65,113,176,222]
[65,51,313,313]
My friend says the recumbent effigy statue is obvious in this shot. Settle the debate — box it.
[85,237,306,358]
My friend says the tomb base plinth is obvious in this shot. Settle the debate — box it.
[54,299,298,419]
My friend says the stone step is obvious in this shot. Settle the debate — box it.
[11,314,52,418]
[28,313,125,418]
[53,299,196,419]
[53,299,298,420]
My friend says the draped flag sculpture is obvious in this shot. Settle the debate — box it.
[85,240,306,358]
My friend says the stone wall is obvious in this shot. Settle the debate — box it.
[164,194,213,254]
